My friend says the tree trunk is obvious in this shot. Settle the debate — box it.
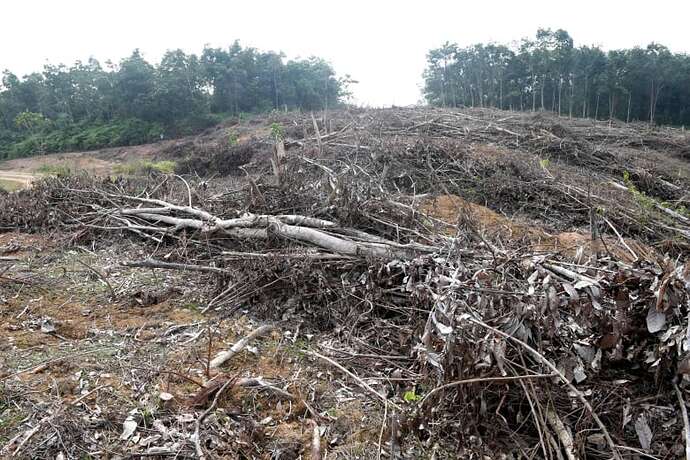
[558,76,563,116]
[649,79,655,125]
[582,77,588,118]
[569,76,574,118]
[652,84,663,125]
[540,75,545,111]
[627,92,632,123]
[595,93,600,120]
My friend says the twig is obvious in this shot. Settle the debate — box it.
[308,351,403,411]
[377,402,389,460]
[210,324,275,369]
[174,174,193,207]
[235,377,295,400]
[194,378,233,460]
[602,216,638,261]
[6,384,110,456]
[124,259,229,274]
[419,373,554,407]
[75,258,115,298]
[462,314,622,460]
[674,382,690,460]
[545,407,577,460]
[2,348,113,381]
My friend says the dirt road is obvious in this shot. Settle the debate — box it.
[0,171,36,190]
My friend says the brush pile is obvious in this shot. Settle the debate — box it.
[2,107,690,458]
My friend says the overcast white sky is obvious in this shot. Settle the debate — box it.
[2,1,689,106]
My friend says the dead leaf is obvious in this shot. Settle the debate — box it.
[634,414,653,450]
[646,307,667,334]
[120,415,138,440]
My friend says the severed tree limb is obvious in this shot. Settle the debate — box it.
[311,419,322,460]
[311,112,323,155]
[120,206,337,231]
[542,262,599,286]
[124,259,230,274]
[268,222,418,259]
[119,195,218,222]
[210,324,275,369]
[674,382,690,460]
[105,196,435,259]
[221,250,353,260]
[234,377,295,400]
[545,407,578,460]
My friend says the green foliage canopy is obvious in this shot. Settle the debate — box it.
[0,41,351,159]
[423,29,690,126]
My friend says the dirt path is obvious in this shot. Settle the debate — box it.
[0,171,36,190]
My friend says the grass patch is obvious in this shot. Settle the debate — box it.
[35,163,73,177]
[113,160,177,176]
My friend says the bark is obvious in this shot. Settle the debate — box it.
[582,77,588,118]
[540,75,545,110]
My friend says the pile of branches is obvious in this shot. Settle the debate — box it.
[2,107,690,457]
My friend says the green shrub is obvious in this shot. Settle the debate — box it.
[227,131,239,146]
[270,122,284,140]
[2,119,165,159]
[35,163,73,177]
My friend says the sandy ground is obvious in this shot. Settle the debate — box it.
[0,171,35,185]
[0,117,266,192]
[0,142,173,191]
[0,171,36,191]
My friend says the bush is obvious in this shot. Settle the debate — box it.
[165,114,219,137]
[35,163,73,177]
[2,119,164,159]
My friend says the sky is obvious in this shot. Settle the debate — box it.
[2,1,689,107]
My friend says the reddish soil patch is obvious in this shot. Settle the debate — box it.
[420,194,654,263]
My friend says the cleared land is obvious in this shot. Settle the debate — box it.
[0,171,37,191]
[1,107,690,459]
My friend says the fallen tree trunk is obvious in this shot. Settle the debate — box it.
[107,197,434,260]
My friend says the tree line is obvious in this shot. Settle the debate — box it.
[0,41,352,159]
[423,29,690,126]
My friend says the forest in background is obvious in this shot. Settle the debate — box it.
[0,41,351,159]
[423,29,690,126]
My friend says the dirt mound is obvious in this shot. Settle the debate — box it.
[173,140,268,176]
[421,194,655,263]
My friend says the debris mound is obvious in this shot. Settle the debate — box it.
[2,107,690,458]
